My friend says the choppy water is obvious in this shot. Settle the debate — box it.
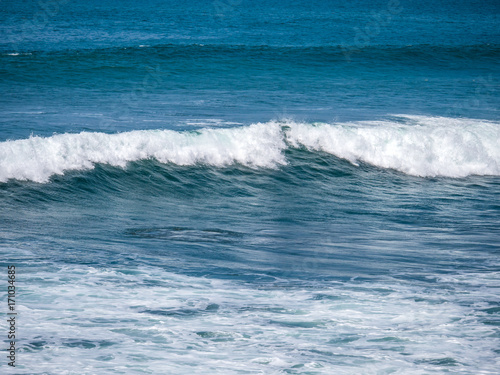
[1,0,499,374]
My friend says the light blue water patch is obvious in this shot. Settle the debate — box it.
[6,262,500,374]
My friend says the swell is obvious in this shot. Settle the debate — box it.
[3,42,500,56]
[1,116,499,183]
[2,43,498,91]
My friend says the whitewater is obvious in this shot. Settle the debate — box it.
[1,116,499,183]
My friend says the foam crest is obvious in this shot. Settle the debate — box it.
[285,116,500,177]
[0,123,286,183]
[1,116,499,182]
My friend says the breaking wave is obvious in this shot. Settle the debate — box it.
[1,116,499,183]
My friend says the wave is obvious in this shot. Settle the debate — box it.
[4,42,499,57]
[0,123,286,183]
[1,116,499,183]
[286,116,500,178]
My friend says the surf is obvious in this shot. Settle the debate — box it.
[1,116,499,183]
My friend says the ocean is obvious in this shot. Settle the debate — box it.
[1,0,499,373]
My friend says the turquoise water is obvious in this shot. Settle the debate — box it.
[1,0,500,373]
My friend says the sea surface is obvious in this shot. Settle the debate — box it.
[1,0,500,374]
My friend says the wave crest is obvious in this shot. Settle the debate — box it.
[285,116,500,178]
[1,116,499,182]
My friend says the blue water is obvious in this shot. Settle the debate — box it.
[1,0,500,373]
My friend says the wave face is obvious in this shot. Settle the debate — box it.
[1,116,499,183]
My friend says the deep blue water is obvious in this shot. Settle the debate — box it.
[1,0,500,374]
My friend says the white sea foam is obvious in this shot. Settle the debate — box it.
[3,52,32,56]
[0,116,499,182]
[17,264,500,374]
[285,116,500,178]
[0,122,286,183]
